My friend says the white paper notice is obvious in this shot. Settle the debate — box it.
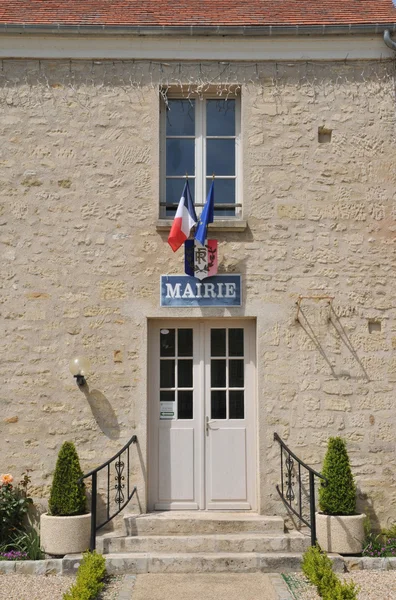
[160,401,175,420]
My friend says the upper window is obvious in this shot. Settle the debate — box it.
[160,94,240,219]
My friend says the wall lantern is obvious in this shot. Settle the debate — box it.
[69,356,91,387]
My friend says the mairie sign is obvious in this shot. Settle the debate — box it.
[161,275,242,307]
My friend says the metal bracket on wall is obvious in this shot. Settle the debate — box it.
[295,295,334,322]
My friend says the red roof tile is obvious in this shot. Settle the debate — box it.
[0,0,394,28]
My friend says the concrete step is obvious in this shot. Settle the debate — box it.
[123,512,285,536]
[98,531,310,554]
[102,551,308,574]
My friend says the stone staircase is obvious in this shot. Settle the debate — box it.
[96,512,311,573]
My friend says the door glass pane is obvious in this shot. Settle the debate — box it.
[178,391,193,419]
[166,139,195,176]
[229,390,244,419]
[211,359,226,388]
[206,139,235,176]
[160,329,175,357]
[166,99,195,136]
[160,360,175,388]
[206,99,235,136]
[160,390,175,402]
[178,359,193,387]
[229,360,244,388]
[211,329,226,356]
[178,329,193,357]
[229,328,244,356]
[211,390,226,419]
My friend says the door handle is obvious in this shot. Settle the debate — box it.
[206,416,218,435]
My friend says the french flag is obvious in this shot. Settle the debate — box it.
[168,181,198,252]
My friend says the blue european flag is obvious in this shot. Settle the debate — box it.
[195,181,214,246]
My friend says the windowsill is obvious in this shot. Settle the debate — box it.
[156,219,247,232]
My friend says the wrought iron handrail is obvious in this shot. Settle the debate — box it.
[274,432,327,546]
[80,433,138,551]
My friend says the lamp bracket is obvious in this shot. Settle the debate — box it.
[75,374,87,387]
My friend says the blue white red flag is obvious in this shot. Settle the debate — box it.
[195,181,214,246]
[168,181,197,252]
[185,239,218,280]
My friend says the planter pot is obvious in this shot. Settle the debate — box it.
[40,512,91,556]
[316,512,365,554]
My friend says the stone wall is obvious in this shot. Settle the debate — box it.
[1,59,395,528]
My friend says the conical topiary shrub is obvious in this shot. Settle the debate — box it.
[48,441,87,516]
[319,437,356,516]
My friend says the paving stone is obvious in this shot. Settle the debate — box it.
[15,559,62,575]
[0,561,16,574]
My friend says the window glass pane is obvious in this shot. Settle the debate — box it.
[229,390,244,419]
[211,359,226,388]
[178,391,193,419]
[211,329,226,356]
[160,360,175,388]
[229,329,244,357]
[160,329,175,357]
[211,390,226,419]
[166,99,195,136]
[206,139,235,176]
[178,329,193,357]
[178,359,193,387]
[229,360,244,388]
[160,390,175,402]
[206,178,235,217]
[206,99,235,136]
[166,178,195,217]
[166,139,195,177]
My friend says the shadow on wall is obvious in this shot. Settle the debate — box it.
[82,386,121,440]
[296,303,370,382]
[359,491,382,534]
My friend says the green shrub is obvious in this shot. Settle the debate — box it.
[319,437,356,516]
[10,523,44,560]
[322,579,358,600]
[0,473,33,545]
[302,545,358,600]
[302,544,338,594]
[363,529,396,558]
[63,551,106,600]
[48,442,87,516]
[383,521,396,540]
[0,520,44,560]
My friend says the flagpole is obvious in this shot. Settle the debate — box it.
[185,172,195,237]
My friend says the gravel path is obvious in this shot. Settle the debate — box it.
[289,571,396,599]
[0,574,125,600]
[0,574,74,600]
[3,571,396,600]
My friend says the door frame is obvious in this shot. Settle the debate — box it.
[147,318,257,511]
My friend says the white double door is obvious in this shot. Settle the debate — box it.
[148,320,256,511]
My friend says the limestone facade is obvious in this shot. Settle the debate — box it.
[1,57,396,528]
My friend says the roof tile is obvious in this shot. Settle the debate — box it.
[0,0,394,27]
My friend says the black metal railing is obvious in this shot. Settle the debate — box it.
[80,434,138,551]
[274,433,327,546]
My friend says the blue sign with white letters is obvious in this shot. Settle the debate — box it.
[160,275,242,307]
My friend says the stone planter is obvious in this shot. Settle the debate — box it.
[316,512,365,554]
[40,512,91,556]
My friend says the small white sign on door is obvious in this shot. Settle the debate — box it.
[160,401,175,420]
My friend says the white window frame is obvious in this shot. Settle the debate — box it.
[159,92,242,219]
